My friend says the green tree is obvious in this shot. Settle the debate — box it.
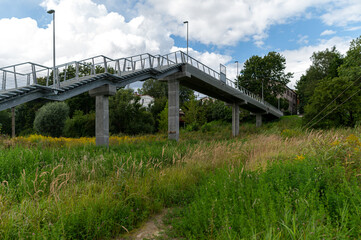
[138,79,168,99]
[304,76,361,128]
[109,89,155,135]
[15,99,48,135]
[65,92,95,117]
[0,110,11,135]
[303,37,361,128]
[338,36,361,80]
[149,96,167,131]
[63,110,95,137]
[183,95,206,130]
[139,78,194,105]
[237,52,292,105]
[157,101,168,133]
[296,47,343,113]
[33,102,69,137]
[202,99,232,123]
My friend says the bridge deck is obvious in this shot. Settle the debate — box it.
[0,51,282,118]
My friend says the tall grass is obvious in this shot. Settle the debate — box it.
[0,116,360,239]
[168,161,361,239]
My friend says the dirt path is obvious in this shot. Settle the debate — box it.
[117,209,169,240]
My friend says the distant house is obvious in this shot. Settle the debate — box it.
[139,95,154,108]
[281,87,297,115]
[200,96,215,103]
[133,93,154,108]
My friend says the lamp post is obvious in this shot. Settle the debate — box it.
[47,9,56,87]
[235,60,239,88]
[183,21,189,59]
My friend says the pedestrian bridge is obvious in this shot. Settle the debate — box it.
[0,51,283,144]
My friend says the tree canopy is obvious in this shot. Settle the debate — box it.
[139,78,194,105]
[237,51,292,106]
[296,47,343,113]
[302,37,361,128]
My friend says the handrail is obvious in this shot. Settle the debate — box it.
[0,51,282,115]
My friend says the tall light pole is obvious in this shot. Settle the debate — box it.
[47,9,56,87]
[183,21,189,58]
[235,60,239,88]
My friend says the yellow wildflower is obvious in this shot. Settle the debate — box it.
[295,155,305,161]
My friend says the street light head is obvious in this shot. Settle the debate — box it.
[235,61,238,63]
[183,21,188,24]
[47,9,55,14]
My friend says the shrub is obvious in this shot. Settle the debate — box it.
[63,111,95,137]
[0,110,11,135]
[110,89,155,135]
[158,101,168,133]
[33,102,69,137]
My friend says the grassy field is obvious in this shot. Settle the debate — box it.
[0,116,360,239]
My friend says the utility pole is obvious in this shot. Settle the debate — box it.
[47,9,56,87]
[183,21,189,61]
[235,60,239,88]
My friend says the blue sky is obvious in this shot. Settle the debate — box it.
[0,0,361,88]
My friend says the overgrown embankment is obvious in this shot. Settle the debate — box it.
[0,116,360,239]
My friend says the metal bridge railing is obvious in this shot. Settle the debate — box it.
[163,51,282,114]
[0,51,281,115]
[0,53,177,91]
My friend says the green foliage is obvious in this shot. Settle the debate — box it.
[238,51,292,104]
[338,36,361,80]
[202,99,232,122]
[296,47,343,113]
[139,78,194,105]
[15,99,48,135]
[169,161,361,239]
[157,101,168,133]
[138,78,168,99]
[183,95,206,131]
[65,92,95,117]
[0,110,11,135]
[149,96,167,131]
[0,138,201,239]
[109,88,155,135]
[33,102,70,137]
[304,76,361,128]
[63,110,95,137]
[301,36,361,128]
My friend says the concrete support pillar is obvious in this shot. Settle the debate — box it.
[232,103,239,137]
[256,113,262,127]
[89,85,116,146]
[168,79,179,141]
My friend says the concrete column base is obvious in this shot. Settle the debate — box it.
[256,113,262,127]
[232,103,239,137]
[168,79,179,141]
[89,85,116,146]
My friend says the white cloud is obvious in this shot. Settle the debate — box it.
[297,35,309,45]
[346,25,361,31]
[321,0,361,26]
[320,29,336,36]
[138,0,328,47]
[0,0,175,67]
[170,46,233,73]
[281,36,351,88]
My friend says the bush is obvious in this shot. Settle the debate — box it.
[0,110,11,135]
[33,102,69,137]
[157,101,168,133]
[63,111,95,137]
[110,89,155,135]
